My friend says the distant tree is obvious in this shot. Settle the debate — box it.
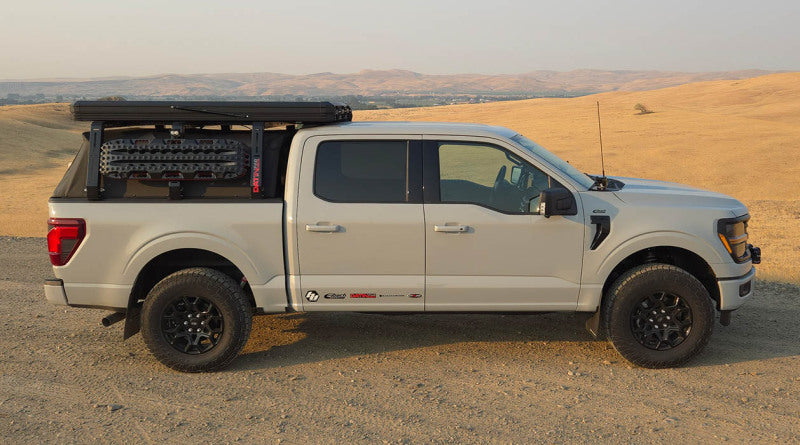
[97,96,126,101]
[634,103,654,114]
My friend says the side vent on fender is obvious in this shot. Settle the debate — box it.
[590,215,611,250]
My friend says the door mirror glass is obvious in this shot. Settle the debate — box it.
[539,188,577,218]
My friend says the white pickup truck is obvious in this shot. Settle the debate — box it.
[45,101,760,372]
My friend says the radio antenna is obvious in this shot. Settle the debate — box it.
[595,101,608,190]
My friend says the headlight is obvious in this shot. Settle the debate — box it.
[717,214,750,263]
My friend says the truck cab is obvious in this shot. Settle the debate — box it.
[45,101,760,372]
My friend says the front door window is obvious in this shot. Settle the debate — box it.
[437,142,562,214]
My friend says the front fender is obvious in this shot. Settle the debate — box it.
[593,231,727,284]
[576,231,728,312]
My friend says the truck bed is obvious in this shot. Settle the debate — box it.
[47,200,288,312]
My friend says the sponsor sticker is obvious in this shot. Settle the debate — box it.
[350,293,376,299]
[305,291,319,302]
[408,293,423,299]
[324,293,346,300]
[379,294,405,298]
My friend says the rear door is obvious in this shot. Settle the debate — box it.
[422,137,585,311]
[295,135,425,311]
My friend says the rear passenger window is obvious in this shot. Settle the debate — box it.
[314,140,409,202]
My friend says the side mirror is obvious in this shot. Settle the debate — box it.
[509,165,522,185]
[539,188,578,218]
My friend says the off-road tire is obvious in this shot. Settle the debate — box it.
[141,267,252,372]
[602,263,714,368]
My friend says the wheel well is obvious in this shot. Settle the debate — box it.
[128,249,256,310]
[602,246,720,307]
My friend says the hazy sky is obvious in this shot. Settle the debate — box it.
[1,0,799,79]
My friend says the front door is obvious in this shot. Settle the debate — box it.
[296,136,425,311]
[423,138,585,311]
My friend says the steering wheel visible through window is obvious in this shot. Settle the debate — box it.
[437,142,562,214]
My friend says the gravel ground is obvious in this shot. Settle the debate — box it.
[1,236,798,443]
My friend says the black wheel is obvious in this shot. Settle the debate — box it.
[141,267,252,372]
[602,263,714,368]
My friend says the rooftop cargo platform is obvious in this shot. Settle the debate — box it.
[71,101,352,125]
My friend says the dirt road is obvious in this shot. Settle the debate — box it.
[1,236,798,443]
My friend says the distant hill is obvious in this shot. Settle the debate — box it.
[0,69,777,100]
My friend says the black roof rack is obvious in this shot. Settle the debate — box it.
[74,100,352,201]
[71,100,352,125]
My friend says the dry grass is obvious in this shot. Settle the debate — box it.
[0,72,797,283]
[0,103,86,172]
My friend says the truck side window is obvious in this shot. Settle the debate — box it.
[314,140,409,203]
[437,142,561,214]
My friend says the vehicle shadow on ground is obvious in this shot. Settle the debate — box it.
[236,311,598,371]
[235,279,800,370]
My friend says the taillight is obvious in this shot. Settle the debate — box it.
[47,218,86,266]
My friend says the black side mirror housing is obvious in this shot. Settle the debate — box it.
[540,188,578,218]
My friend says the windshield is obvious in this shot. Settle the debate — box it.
[510,134,595,189]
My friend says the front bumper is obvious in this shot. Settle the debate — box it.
[717,267,755,311]
[44,279,69,306]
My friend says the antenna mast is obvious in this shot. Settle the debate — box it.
[596,101,606,179]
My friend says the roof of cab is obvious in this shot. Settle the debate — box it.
[298,121,519,139]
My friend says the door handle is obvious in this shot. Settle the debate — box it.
[434,224,469,233]
[306,224,341,233]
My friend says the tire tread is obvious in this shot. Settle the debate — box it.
[141,267,252,372]
[602,263,714,368]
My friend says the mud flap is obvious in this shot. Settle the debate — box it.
[719,310,732,326]
[585,310,601,338]
[123,304,141,340]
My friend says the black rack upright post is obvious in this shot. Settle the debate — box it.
[262,135,281,199]
[250,122,265,199]
[86,121,104,200]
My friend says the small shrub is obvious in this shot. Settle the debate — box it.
[634,103,654,114]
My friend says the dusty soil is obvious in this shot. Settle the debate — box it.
[1,237,798,443]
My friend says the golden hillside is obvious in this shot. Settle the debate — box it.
[0,72,797,282]
[357,72,800,202]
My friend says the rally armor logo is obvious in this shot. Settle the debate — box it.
[305,290,319,302]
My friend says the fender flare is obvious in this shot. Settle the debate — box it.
[593,231,725,284]
[121,232,264,285]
